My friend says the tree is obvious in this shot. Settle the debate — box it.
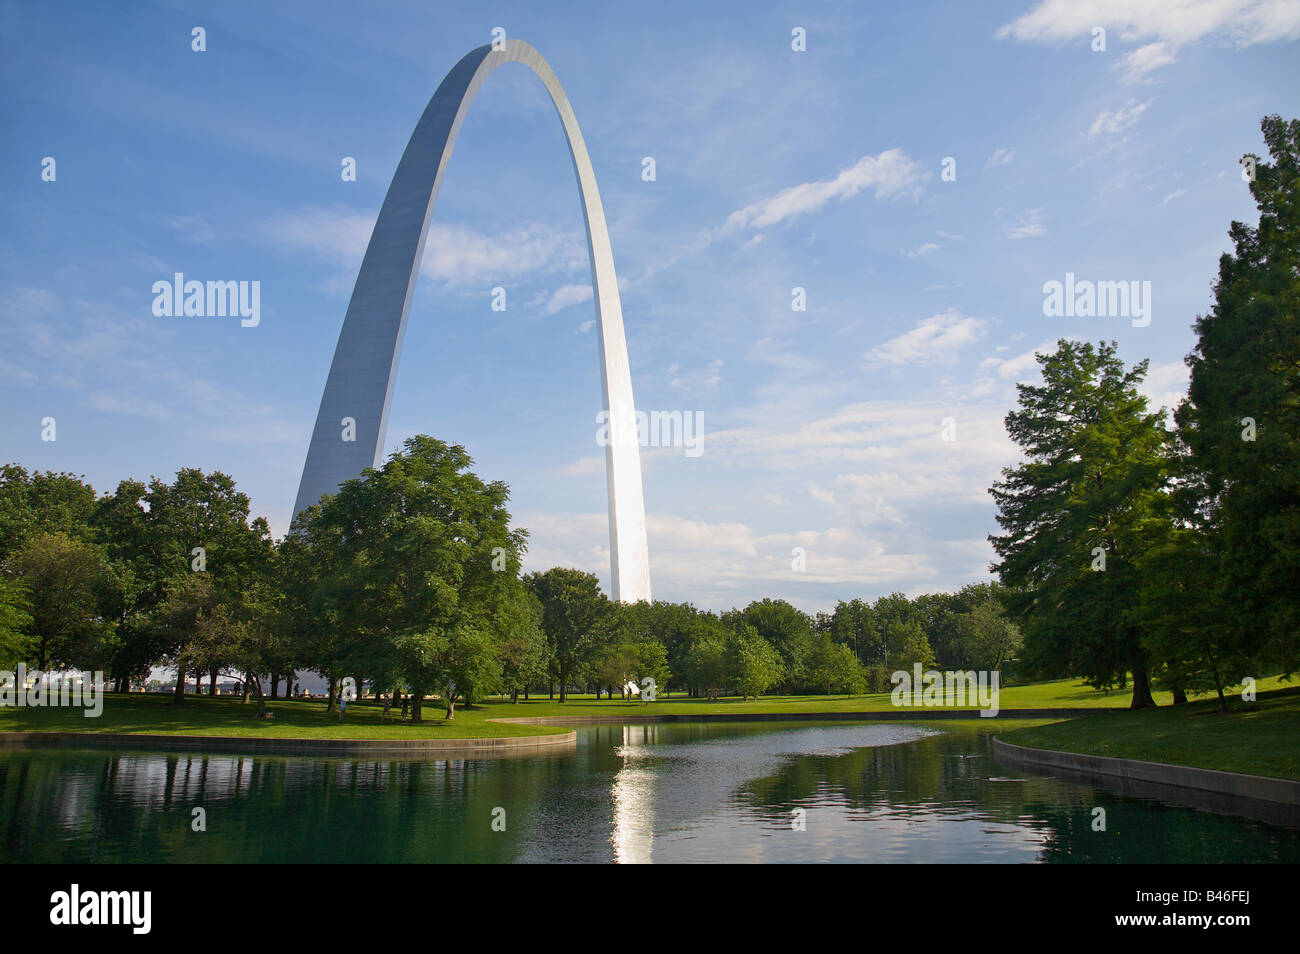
[141,468,274,700]
[525,567,610,702]
[7,532,115,671]
[682,629,729,699]
[725,626,783,700]
[990,339,1172,709]
[0,465,97,563]
[829,598,877,666]
[803,634,867,695]
[1175,115,1300,675]
[303,436,529,722]
[495,582,549,703]
[732,599,813,690]
[956,597,1024,670]
[0,575,33,668]
[886,617,934,673]
[1137,522,1253,712]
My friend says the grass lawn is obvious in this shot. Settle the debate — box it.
[4,674,1292,742]
[0,692,567,740]
[998,685,1300,781]
[474,673,1294,717]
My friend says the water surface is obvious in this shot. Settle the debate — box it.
[2,721,1296,863]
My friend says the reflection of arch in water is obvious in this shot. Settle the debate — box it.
[294,40,650,602]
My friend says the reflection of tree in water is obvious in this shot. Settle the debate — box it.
[3,726,1299,863]
[0,749,579,863]
[732,725,1300,864]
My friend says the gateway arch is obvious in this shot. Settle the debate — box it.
[293,39,651,602]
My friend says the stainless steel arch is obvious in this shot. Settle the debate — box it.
[293,39,651,602]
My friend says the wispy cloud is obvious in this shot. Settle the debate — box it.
[1088,98,1153,138]
[865,309,988,368]
[1003,208,1047,239]
[541,283,593,314]
[264,208,586,289]
[986,147,1015,167]
[903,242,941,257]
[998,0,1300,80]
[723,149,925,232]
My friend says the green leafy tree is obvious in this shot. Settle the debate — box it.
[725,625,784,700]
[731,599,813,691]
[525,567,610,702]
[0,576,33,668]
[803,634,867,695]
[829,598,878,666]
[1136,511,1253,712]
[495,581,549,703]
[0,465,97,563]
[1175,115,1300,675]
[304,436,528,722]
[990,339,1172,709]
[7,531,115,671]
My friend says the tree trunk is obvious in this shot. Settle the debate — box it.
[327,678,338,712]
[510,688,519,704]
[270,673,280,699]
[411,693,423,723]
[246,671,268,719]
[173,664,186,704]
[1216,684,1227,713]
[1171,685,1187,705]
[1128,653,1157,709]
[210,664,219,695]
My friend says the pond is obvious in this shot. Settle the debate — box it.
[2,721,1297,863]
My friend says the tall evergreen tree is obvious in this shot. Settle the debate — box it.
[1175,115,1300,674]
[990,339,1172,708]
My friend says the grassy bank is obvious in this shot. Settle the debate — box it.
[0,692,566,740]
[2,675,1291,741]
[998,685,1300,781]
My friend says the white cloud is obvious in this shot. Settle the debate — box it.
[972,340,1058,395]
[1003,208,1047,239]
[723,149,925,232]
[1159,188,1187,205]
[264,208,586,288]
[1121,41,1178,81]
[1088,98,1154,138]
[903,242,941,257]
[865,309,989,368]
[986,147,1016,167]
[1139,359,1191,413]
[543,283,593,314]
[998,0,1300,79]
[562,456,606,477]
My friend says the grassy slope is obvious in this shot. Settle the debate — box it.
[0,692,565,739]
[482,674,1292,716]
[999,686,1300,781]
[1,675,1291,740]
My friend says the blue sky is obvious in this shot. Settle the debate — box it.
[3,0,1298,613]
